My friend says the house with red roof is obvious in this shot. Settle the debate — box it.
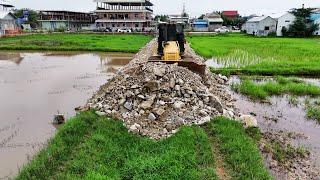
[222,11,239,20]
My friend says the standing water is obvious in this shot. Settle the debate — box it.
[0,51,133,178]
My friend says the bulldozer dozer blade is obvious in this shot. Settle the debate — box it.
[148,56,206,76]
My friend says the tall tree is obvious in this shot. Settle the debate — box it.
[285,8,319,37]
[13,9,39,28]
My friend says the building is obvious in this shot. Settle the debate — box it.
[0,3,18,36]
[192,19,208,31]
[242,16,277,36]
[94,0,154,31]
[169,15,189,25]
[38,10,95,31]
[276,12,295,36]
[204,12,223,31]
[0,2,14,11]
[222,10,239,20]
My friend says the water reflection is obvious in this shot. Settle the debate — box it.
[0,52,23,65]
[0,51,133,178]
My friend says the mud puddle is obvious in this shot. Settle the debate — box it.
[228,76,320,177]
[0,51,133,178]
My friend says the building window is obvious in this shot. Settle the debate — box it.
[104,14,107,18]
[135,23,139,27]
[123,23,126,27]
[135,14,138,18]
[112,24,115,27]
[285,20,290,23]
[125,14,129,19]
[264,26,270,30]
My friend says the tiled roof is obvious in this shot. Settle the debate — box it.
[222,11,238,16]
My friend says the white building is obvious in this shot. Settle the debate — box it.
[94,0,154,31]
[204,12,223,31]
[276,12,296,36]
[0,3,18,36]
[169,15,189,25]
[243,16,277,36]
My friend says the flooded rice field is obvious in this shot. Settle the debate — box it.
[205,50,271,68]
[228,76,320,176]
[0,51,133,178]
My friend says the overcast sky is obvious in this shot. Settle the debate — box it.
[10,0,320,17]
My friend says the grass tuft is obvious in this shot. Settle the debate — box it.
[232,77,320,100]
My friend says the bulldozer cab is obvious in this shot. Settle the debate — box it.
[149,23,206,76]
[157,23,185,56]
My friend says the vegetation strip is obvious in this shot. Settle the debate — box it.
[0,34,152,53]
[205,117,272,180]
[232,76,320,100]
[18,111,217,179]
[187,34,320,76]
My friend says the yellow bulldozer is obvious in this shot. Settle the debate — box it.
[148,23,206,75]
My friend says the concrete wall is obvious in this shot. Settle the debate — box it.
[192,27,209,32]
[208,22,222,31]
[41,21,92,31]
[257,17,277,36]
[244,22,258,34]
[277,13,295,36]
[41,21,67,30]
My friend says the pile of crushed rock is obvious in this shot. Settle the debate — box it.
[86,61,237,139]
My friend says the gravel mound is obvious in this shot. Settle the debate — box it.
[86,61,236,139]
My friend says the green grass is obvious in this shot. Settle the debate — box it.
[17,111,217,179]
[17,112,271,179]
[305,99,320,123]
[206,117,271,180]
[271,142,308,165]
[0,34,152,53]
[187,33,320,76]
[232,76,320,100]
[307,107,320,123]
